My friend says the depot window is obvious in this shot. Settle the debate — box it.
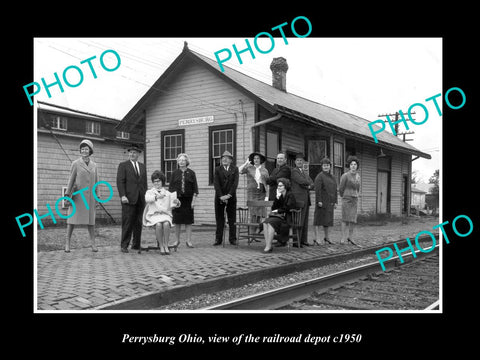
[161,129,185,184]
[209,124,236,184]
[333,140,344,184]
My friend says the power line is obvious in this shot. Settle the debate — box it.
[377,111,415,142]
[35,39,241,116]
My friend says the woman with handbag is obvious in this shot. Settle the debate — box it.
[261,178,296,253]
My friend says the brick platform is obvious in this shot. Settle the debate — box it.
[36,217,439,311]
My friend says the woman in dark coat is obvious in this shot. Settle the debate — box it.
[313,157,337,245]
[168,153,199,249]
[261,178,296,253]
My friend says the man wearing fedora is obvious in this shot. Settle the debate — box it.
[291,153,314,246]
[213,151,239,245]
[116,144,148,253]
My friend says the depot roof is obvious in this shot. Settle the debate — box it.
[119,44,431,160]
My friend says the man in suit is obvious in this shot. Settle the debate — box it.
[116,145,148,253]
[290,153,314,247]
[266,152,291,201]
[213,151,239,245]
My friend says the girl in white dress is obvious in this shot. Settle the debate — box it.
[143,170,180,254]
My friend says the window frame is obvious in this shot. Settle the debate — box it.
[333,140,345,185]
[116,131,130,140]
[51,116,67,131]
[208,124,236,185]
[161,129,185,184]
[85,120,101,135]
[264,125,282,174]
[305,136,329,182]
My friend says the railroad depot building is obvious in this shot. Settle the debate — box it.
[117,43,431,225]
[36,102,143,225]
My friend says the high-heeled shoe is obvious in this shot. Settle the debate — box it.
[324,238,332,245]
[262,248,273,254]
[347,238,356,245]
[168,242,179,252]
[186,241,194,248]
[64,249,71,253]
[313,239,321,246]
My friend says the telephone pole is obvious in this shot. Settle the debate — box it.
[377,111,415,142]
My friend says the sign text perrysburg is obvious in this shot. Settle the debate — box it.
[178,116,214,126]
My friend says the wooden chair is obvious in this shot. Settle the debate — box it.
[235,200,273,247]
[287,201,305,251]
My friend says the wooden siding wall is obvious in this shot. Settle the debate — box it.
[145,60,255,225]
[356,142,412,216]
[37,134,126,225]
[142,61,414,226]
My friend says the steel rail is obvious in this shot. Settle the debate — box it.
[203,245,439,310]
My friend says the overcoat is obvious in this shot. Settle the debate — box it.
[266,164,291,200]
[65,158,98,225]
[290,167,314,206]
[116,160,148,205]
[213,165,239,200]
[313,171,338,226]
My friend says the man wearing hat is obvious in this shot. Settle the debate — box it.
[213,150,239,245]
[116,144,148,253]
[290,152,314,246]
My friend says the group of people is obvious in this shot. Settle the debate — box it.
[233,151,361,253]
[64,140,198,255]
[63,139,361,255]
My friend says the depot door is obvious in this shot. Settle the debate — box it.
[377,171,389,213]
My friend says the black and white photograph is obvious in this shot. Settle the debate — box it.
[33,37,443,313]
[9,8,477,355]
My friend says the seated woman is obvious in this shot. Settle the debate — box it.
[143,170,180,255]
[261,178,297,253]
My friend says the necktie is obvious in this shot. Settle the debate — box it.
[134,162,139,176]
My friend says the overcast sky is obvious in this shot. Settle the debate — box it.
[34,37,441,182]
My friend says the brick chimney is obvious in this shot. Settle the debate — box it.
[270,57,288,92]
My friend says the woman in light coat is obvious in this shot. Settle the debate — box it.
[143,170,180,255]
[64,139,98,252]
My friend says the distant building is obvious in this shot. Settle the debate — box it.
[36,102,143,225]
[411,185,427,209]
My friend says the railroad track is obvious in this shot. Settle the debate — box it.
[203,245,439,311]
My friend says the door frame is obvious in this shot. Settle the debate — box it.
[376,170,391,214]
